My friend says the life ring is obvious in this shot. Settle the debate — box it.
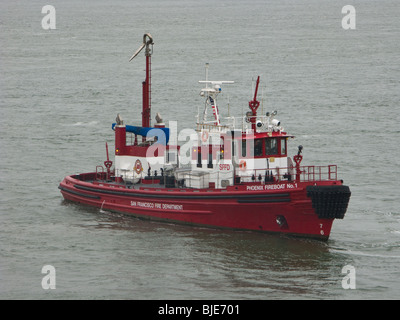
[134,159,143,175]
[239,160,247,171]
[201,130,209,143]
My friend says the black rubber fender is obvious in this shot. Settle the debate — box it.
[306,185,351,219]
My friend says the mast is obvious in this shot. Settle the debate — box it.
[129,33,154,129]
[199,64,234,128]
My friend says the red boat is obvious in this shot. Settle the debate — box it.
[59,34,351,240]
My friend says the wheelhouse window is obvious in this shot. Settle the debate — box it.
[197,149,202,168]
[126,132,136,146]
[167,151,176,163]
[254,139,263,156]
[241,139,246,157]
[265,138,278,155]
[208,152,213,168]
[280,138,287,156]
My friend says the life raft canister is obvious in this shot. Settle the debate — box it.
[134,159,143,174]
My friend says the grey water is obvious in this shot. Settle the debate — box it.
[1,0,399,300]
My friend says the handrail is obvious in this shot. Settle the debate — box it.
[196,123,229,132]
[237,165,337,183]
[95,165,104,181]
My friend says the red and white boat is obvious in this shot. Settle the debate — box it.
[59,34,351,240]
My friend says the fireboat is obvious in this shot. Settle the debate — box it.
[59,34,351,240]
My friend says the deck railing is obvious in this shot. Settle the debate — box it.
[93,164,338,188]
[239,165,338,183]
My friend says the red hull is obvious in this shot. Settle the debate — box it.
[58,173,350,240]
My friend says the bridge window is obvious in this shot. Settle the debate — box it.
[265,138,278,155]
[167,151,176,164]
[197,149,202,168]
[126,132,136,146]
[208,153,213,168]
[280,138,287,155]
[241,139,246,157]
[254,139,263,156]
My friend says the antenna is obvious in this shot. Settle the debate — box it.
[261,85,264,116]
[227,94,230,117]
[205,63,209,88]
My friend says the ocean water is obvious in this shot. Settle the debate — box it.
[1,0,399,300]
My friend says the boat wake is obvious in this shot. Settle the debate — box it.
[330,248,400,259]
